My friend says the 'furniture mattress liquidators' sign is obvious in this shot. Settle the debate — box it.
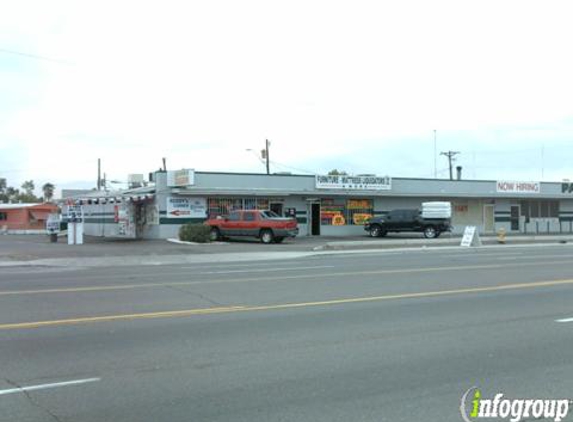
[496,180,540,194]
[167,197,207,218]
[316,175,392,190]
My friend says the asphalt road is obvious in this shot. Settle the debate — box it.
[2,245,573,421]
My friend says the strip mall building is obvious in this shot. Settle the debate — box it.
[65,169,573,239]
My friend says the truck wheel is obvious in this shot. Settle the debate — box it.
[369,225,386,237]
[423,226,437,239]
[260,229,274,244]
[209,227,221,241]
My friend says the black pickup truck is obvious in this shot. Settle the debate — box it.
[364,209,451,239]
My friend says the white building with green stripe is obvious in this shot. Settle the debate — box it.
[65,169,573,239]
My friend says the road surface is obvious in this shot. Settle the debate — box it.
[2,245,573,421]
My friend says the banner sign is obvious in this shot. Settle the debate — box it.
[167,169,195,187]
[496,180,540,194]
[316,175,391,190]
[167,197,207,218]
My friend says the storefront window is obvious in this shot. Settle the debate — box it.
[208,198,279,217]
[320,198,346,225]
[321,198,373,225]
[346,199,373,225]
[520,200,559,219]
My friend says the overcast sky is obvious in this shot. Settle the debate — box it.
[2,0,573,195]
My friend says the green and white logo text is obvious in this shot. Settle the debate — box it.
[460,387,570,422]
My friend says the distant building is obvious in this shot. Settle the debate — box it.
[61,189,94,200]
[0,203,59,234]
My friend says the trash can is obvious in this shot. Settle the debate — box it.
[50,232,58,243]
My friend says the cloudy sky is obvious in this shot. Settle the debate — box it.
[1,0,573,195]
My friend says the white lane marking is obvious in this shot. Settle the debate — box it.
[497,254,573,261]
[452,252,525,258]
[0,378,100,396]
[194,265,335,274]
[555,318,573,323]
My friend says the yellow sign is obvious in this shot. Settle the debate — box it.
[353,213,372,225]
[347,199,372,209]
[332,214,346,226]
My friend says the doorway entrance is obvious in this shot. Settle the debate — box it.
[484,205,494,233]
[311,203,321,235]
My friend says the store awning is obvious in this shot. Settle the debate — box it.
[72,194,155,205]
[29,210,51,221]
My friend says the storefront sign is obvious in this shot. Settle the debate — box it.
[496,180,540,194]
[167,197,207,218]
[562,183,573,194]
[46,214,60,233]
[66,205,84,223]
[167,169,195,187]
[316,175,391,190]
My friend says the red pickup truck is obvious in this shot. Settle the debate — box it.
[205,210,299,244]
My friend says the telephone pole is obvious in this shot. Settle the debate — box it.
[440,151,460,180]
[97,158,101,191]
[261,139,270,174]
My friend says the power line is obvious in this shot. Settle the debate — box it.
[268,160,317,175]
[0,48,73,65]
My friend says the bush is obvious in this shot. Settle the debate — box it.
[178,223,211,243]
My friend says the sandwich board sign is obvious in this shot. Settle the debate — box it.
[461,226,481,247]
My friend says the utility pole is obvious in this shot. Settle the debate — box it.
[261,139,270,174]
[440,151,460,180]
[97,158,101,191]
[162,157,167,172]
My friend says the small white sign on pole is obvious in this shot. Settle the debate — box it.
[460,226,482,247]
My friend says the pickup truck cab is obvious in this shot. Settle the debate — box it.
[205,210,299,244]
[364,208,451,239]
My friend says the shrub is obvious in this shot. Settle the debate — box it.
[178,223,211,243]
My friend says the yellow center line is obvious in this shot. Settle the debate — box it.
[0,260,569,297]
[1,278,573,330]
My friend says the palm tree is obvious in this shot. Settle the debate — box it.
[42,183,55,202]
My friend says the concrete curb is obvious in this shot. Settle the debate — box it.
[166,238,229,246]
[314,235,573,251]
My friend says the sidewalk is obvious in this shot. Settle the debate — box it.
[1,233,572,267]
